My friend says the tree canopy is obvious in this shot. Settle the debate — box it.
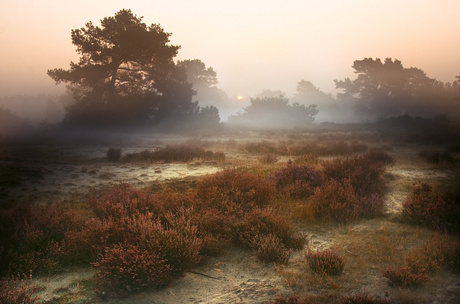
[334,58,460,120]
[228,96,317,129]
[48,9,216,129]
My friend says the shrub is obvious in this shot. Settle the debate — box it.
[305,247,345,276]
[244,140,279,154]
[0,274,40,304]
[341,292,390,304]
[418,150,455,164]
[249,233,292,264]
[259,153,279,164]
[309,179,358,224]
[405,234,460,275]
[237,207,305,251]
[194,168,275,213]
[106,147,121,162]
[321,152,390,197]
[131,210,203,274]
[89,184,160,220]
[401,183,460,233]
[93,243,173,297]
[271,294,317,304]
[294,153,319,165]
[382,266,429,287]
[273,164,322,199]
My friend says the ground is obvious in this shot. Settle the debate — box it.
[1,130,459,303]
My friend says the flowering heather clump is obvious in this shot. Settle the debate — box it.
[194,168,275,212]
[401,183,460,233]
[321,152,390,197]
[93,243,173,297]
[89,184,159,219]
[341,293,390,304]
[273,164,322,199]
[244,140,279,154]
[249,233,292,264]
[0,274,40,304]
[305,247,345,276]
[382,266,429,287]
[237,207,305,252]
[258,153,279,164]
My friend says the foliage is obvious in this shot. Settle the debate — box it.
[122,144,225,163]
[321,151,391,197]
[93,243,173,297]
[273,164,322,199]
[258,153,279,164]
[382,266,429,287]
[0,274,40,304]
[401,183,460,233]
[271,294,318,304]
[106,147,122,162]
[305,247,345,276]
[309,179,384,224]
[335,57,460,120]
[418,150,455,164]
[341,293,390,304]
[194,168,275,213]
[228,96,318,129]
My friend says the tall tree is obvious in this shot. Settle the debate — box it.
[47,9,187,127]
[334,58,458,120]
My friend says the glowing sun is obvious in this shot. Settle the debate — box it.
[237,95,243,100]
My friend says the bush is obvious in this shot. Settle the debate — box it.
[0,274,40,304]
[93,243,173,297]
[106,147,122,162]
[249,233,292,264]
[259,153,279,164]
[273,164,322,199]
[309,179,382,224]
[418,150,455,164]
[401,183,460,233]
[122,143,225,163]
[341,293,390,304]
[305,248,345,276]
[321,151,390,197]
[194,168,275,213]
[244,140,279,154]
[237,207,305,251]
[382,266,429,287]
[271,294,317,304]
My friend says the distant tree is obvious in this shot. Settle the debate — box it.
[255,89,286,99]
[48,9,199,128]
[177,59,232,119]
[227,96,317,129]
[293,80,342,122]
[334,58,460,120]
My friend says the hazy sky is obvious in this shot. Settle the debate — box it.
[1,0,459,100]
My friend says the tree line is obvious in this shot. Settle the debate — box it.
[45,9,460,131]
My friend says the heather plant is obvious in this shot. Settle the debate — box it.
[305,247,345,276]
[0,274,40,304]
[401,183,460,233]
[309,179,384,224]
[382,266,429,287]
[273,164,322,199]
[237,207,305,252]
[249,233,292,264]
[321,151,391,197]
[341,293,390,304]
[194,168,275,213]
[122,143,225,163]
[93,243,173,297]
[271,294,318,304]
[418,150,455,164]
[106,147,121,162]
[244,140,279,154]
[258,153,279,164]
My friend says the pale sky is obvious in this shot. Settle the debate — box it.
[1,0,459,100]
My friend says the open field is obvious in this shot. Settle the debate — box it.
[1,129,459,304]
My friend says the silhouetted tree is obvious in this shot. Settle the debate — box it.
[48,9,198,128]
[177,59,232,119]
[334,58,460,120]
[227,96,317,129]
[294,80,342,122]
